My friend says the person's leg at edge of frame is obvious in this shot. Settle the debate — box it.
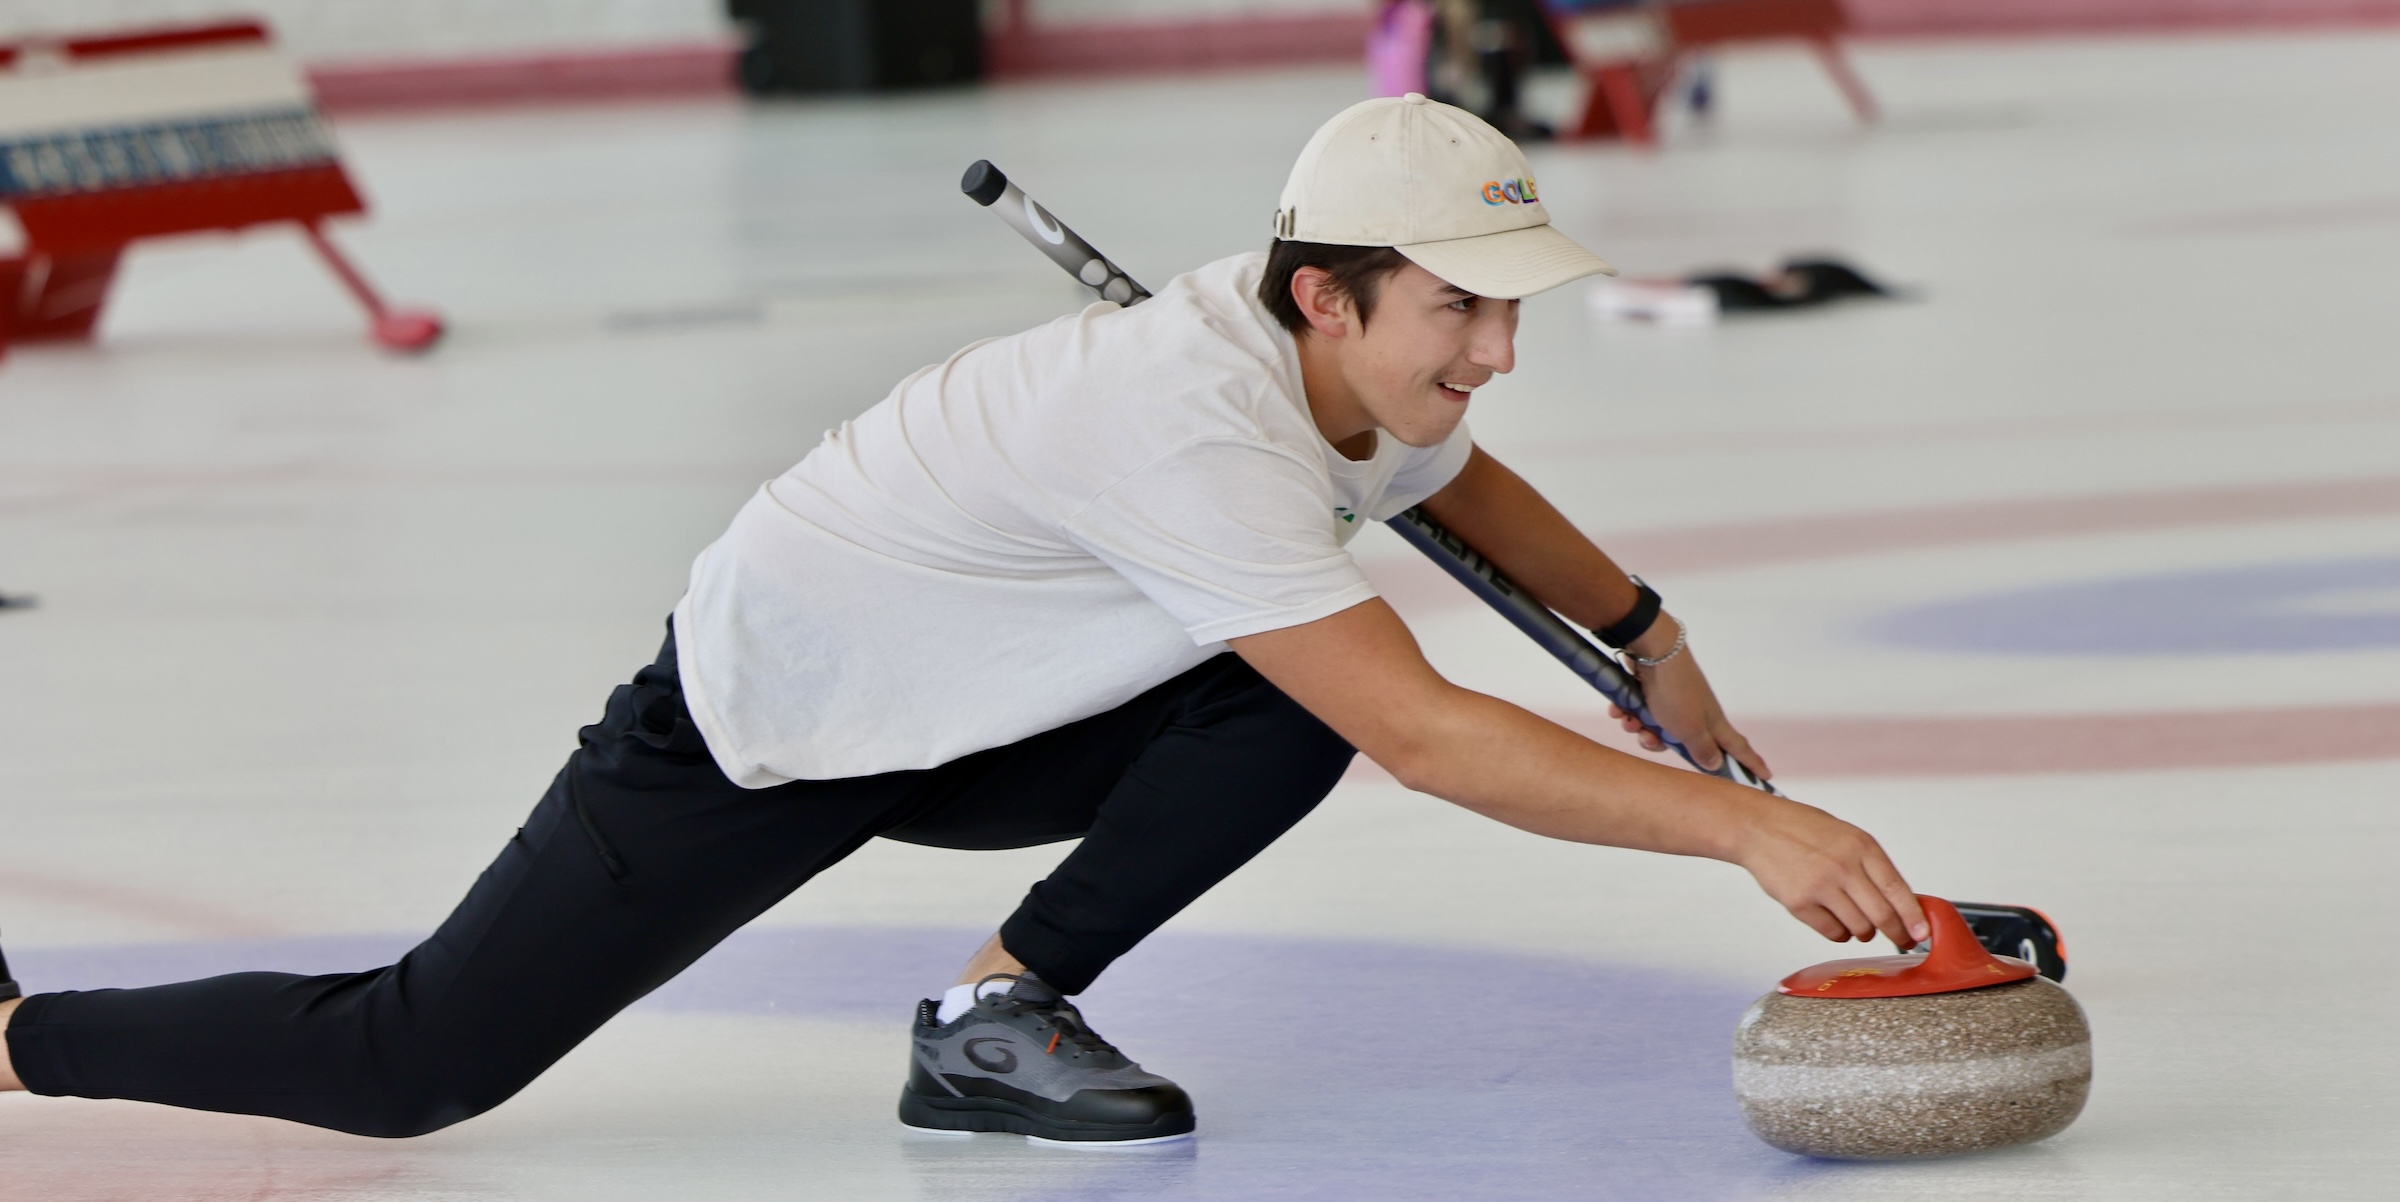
[0,997,25,1092]
[891,653,1356,1144]
[2,857,29,1086]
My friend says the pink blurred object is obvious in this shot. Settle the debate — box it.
[369,311,446,353]
[1365,0,1434,97]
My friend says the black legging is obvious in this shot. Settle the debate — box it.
[6,629,1353,1137]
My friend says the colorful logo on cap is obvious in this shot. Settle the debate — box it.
[1482,177,1539,206]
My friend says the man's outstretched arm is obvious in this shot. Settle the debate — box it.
[1229,599,1927,947]
[1417,446,1768,779]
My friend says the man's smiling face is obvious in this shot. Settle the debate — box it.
[1327,261,1518,448]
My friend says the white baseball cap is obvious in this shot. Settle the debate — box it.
[1275,93,1615,300]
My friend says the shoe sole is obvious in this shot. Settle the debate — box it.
[897,1088,1194,1146]
[899,1121,1193,1149]
[1024,1131,1193,1148]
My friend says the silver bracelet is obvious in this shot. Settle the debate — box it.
[1629,617,1687,668]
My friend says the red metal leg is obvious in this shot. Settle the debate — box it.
[298,221,444,353]
[1812,37,1879,125]
[1597,62,1657,147]
[1567,70,1615,139]
[8,248,124,343]
[0,258,17,357]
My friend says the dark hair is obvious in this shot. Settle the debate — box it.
[1258,240,1411,334]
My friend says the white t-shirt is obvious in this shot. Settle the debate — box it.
[673,252,1472,786]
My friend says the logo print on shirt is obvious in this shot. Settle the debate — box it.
[1335,506,1356,523]
[963,1037,1019,1074]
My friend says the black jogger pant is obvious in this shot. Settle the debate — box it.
[6,629,1354,1137]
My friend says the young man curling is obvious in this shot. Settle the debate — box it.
[0,95,1928,1145]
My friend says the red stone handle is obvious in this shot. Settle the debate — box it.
[1777,895,2039,999]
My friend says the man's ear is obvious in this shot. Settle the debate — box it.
[1289,267,1356,340]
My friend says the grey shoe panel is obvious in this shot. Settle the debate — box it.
[908,978,1175,1105]
[914,1009,1171,1103]
[910,1045,967,1097]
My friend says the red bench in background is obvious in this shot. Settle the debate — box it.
[0,20,440,360]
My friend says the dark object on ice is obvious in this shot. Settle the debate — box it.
[1782,258,1891,300]
[0,592,35,610]
[1687,273,1784,311]
[729,0,982,93]
[1688,257,1899,312]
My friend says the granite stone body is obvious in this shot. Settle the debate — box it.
[1731,977,2091,1160]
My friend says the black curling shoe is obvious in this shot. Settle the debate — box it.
[899,973,1194,1145]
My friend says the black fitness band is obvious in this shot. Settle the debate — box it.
[1594,577,1662,649]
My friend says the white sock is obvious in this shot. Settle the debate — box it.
[934,978,1015,1025]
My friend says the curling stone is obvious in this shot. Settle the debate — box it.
[1731,895,2090,1160]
